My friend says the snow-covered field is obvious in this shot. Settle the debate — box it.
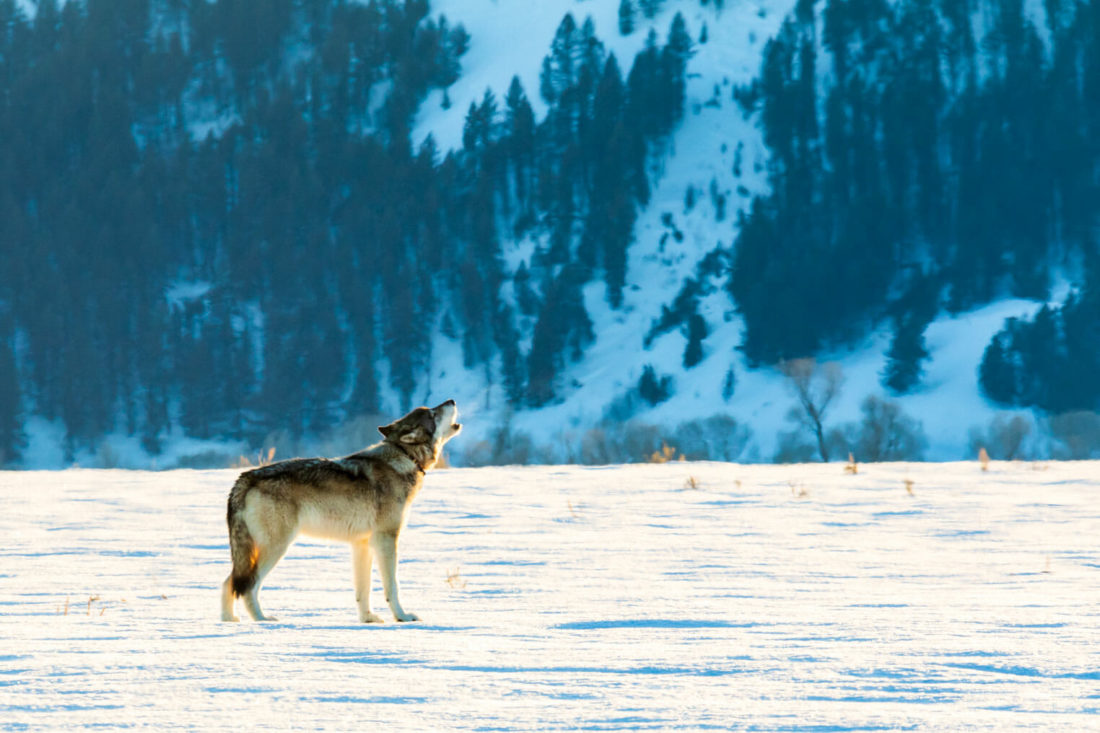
[3,462,1099,730]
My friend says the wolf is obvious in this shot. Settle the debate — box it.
[220,400,461,623]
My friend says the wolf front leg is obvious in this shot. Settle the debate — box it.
[351,539,384,623]
[372,531,419,622]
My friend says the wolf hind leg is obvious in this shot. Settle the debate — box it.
[243,538,292,622]
[220,574,240,622]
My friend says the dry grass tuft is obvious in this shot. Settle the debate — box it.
[648,442,683,463]
[684,475,701,490]
[844,452,858,474]
[445,567,467,589]
[234,447,276,468]
[58,595,113,616]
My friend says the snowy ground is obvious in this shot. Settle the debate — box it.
[3,462,1099,730]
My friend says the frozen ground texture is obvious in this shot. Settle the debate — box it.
[2,462,1099,730]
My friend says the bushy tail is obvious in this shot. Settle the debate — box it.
[227,477,257,597]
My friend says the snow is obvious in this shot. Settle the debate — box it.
[18,416,69,470]
[164,279,213,309]
[414,0,784,152]
[3,462,1100,729]
[185,104,241,144]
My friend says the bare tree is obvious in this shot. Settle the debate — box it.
[780,358,844,462]
[1050,411,1100,459]
[855,395,926,461]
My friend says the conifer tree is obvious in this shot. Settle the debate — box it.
[883,317,930,394]
[683,313,707,368]
[618,0,636,36]
[979,331,1018,406]
[722,366,736,401]
[639,0,662,20]
[0,322,22,466]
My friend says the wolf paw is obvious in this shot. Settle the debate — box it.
[395,612,420,623]
[360,612,385,624]
[221,614,240,623]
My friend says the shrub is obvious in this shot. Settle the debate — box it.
[673,415,752,461]
[461,420,535,466]
[1049,411,1100,459]
[773,430,817,463]
[853,395,927,461]
[566,421,666,465]
[968,414,1034,460]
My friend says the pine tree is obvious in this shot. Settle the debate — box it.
[0,322,22,466]
[638,364,672,404]
[639,0,662,20]
[526,265,594,406]
[683,313,707,368]
[626,30,661,137]
[541,13,578,104]
[618,0,636,36]
[979,331,1018,406]
[722,366,736,401]
[505,76,536,206]
[462,100,481,150]
[883,317,930,394]
[660,12,694,129]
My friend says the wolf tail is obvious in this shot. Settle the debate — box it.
[227,476,257,597]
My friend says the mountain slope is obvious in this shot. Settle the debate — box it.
[410,0,1059,464]
[2,0,1092,467]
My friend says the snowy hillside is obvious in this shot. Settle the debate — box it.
[3,462,1100,729]
[409,0,1057,464]
[2,0,1091,469]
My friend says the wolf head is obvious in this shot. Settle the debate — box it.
[378,400,462,470]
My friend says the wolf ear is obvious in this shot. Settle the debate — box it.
[398,426,429,444]
[378,422,396,438]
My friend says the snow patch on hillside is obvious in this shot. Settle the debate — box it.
[414,0,785,151]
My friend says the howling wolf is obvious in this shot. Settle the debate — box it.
[220,400,462,623]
